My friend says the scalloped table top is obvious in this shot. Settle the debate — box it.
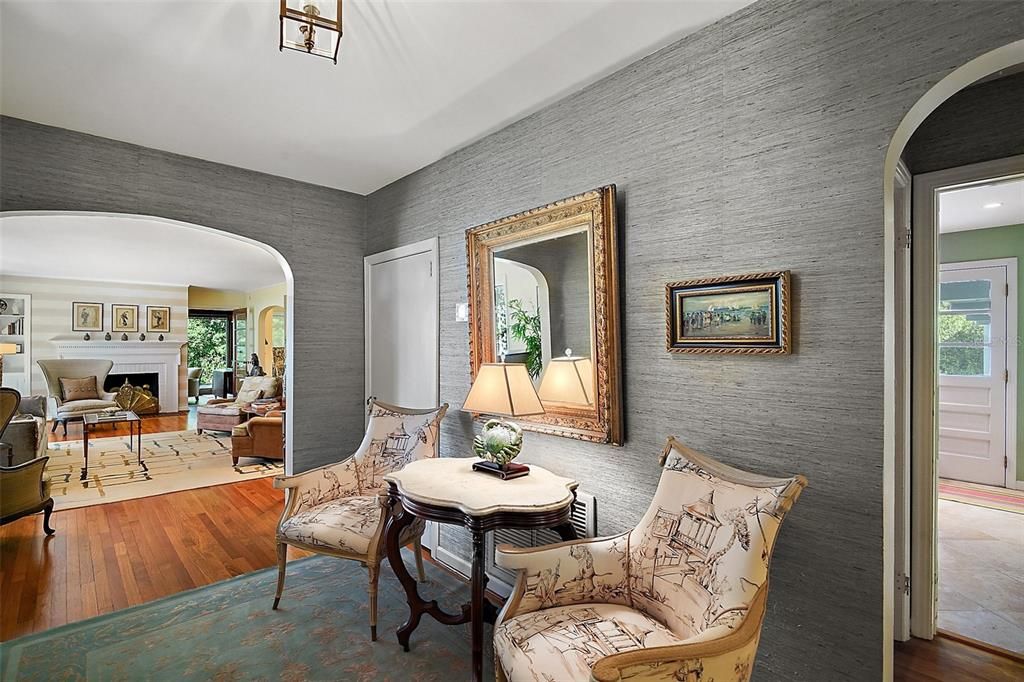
[384,457,578,517]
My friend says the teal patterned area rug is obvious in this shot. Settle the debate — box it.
[0,553,491,681]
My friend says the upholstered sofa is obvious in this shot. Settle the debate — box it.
[196,376,281,434]
[37,359,118,435]
[1,394,48,466]
[230,410,284,464]
[492,437,806,682]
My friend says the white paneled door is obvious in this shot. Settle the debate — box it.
[364,239,439,410]
[937,262,1010,487]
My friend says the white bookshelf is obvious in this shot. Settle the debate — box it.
[0,293,32,395]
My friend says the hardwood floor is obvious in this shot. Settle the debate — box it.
[0,477,307,641]
[2,477,1021,681]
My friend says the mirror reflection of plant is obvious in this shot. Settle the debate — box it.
[508,298,542,378]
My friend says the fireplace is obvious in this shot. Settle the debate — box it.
[105,372,160,398]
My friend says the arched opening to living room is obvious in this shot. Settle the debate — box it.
[0,210,295,508]
[883,40,1024,667]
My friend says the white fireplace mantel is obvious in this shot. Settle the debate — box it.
[52,338,186,413]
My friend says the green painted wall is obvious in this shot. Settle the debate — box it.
[939,224,1024,481]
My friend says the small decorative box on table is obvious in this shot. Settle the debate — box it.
[382,457,578,682]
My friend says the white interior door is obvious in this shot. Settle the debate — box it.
[364,238,439,409]
[364,238,440,550]
[937,262,1008,487]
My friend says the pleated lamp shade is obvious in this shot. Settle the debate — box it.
[463,363,545,417]
[538,354,594,406]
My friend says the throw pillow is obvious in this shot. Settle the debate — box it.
[236,388,264,404]
[60,376,99,402]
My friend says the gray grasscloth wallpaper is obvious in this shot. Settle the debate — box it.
[0,116,368,470]
[365,1,1023,679]
[905,71,1024,174]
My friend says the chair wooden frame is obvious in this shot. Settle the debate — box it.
[271,398,448,640]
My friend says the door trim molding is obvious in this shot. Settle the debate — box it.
[909,155,1024,639]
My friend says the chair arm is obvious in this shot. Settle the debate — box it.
[0,457,50,518]
[273,455,362,523]
[495,532,631,620]
[101,391,118,401]
[589,587,768,682]
[205,398,235,406]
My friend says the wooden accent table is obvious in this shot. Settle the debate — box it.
[383,458,578,682]
[82,411,142,480]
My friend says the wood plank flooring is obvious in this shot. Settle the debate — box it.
[2,475,1020,680]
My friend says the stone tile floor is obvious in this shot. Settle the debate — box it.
[937,498,1024,654]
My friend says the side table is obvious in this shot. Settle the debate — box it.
[383,457,578,682]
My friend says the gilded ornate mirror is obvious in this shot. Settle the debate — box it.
[466,186,622,444]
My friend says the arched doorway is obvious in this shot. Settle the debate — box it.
[257,304,287,375]
[0,210,296,473]
[882,40,1024,660]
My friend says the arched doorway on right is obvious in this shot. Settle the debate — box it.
[884,41,1024,659]
[256,303,287,379]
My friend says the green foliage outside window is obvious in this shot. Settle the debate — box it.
[187,317,228,384]
[938,304,986,376]
[508,299,543,379]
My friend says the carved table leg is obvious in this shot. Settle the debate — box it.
[470,527,487,682]
[384,490,469,653]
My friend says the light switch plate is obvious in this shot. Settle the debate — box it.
[455,303,468,322]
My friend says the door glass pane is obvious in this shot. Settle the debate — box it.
[938,345,990,376]
[939,279,992,341]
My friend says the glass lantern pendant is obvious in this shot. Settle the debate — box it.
[280,0,343,64]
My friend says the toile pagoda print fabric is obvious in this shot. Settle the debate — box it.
[493,439,805,681]
[277,401,447,554]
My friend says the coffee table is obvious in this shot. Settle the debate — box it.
[82,411,142,480]
[383,457,578,682]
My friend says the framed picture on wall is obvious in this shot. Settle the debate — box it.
[666,271,791,354]
[72,302,104,332]
[112,304,139,333]
[147,306,171,333]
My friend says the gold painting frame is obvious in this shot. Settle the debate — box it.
[665,271,791,354]
[466,186,622,444]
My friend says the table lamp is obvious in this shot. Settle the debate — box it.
[538,348,593,406]
[463,360,544,477]
[0,343,19,385]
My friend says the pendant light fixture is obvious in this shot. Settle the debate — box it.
[279,0,343,64]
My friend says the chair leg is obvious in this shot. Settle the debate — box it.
[272,542,287,609]
[42,499,56,536]
[368,561,380,641]
[51,419,58,433]
[413,536,426,582]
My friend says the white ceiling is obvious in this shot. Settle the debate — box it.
[0,0,753,195]
[939,177,1024,233]
[0,214,287,290]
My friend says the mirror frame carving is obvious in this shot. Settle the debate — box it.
[466,185,622,445]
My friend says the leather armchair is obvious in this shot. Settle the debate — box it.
[231,410,284,464]
[492,437,806,682]
[196,376,282,434]
[37,359,118,435]
[272,398,448,640]
[0,456,55,535]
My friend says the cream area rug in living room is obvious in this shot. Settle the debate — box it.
[44,430,283,510]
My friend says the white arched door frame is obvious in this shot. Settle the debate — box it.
[0,210,297,474]
[882,40,1024,676]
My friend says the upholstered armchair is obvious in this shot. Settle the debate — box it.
[187,367,202,403]
[230,410,284,464]
[0,456,55,535]
[493,437,807,682]
[1,394,48,466]
[272,398,448,640]
[37,359,118,435]
[196,375,281,434]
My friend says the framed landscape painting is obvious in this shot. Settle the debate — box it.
[666,271,791,354]
[147,306,171,333]
[72,302,104,332]
[112,304,139,333]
